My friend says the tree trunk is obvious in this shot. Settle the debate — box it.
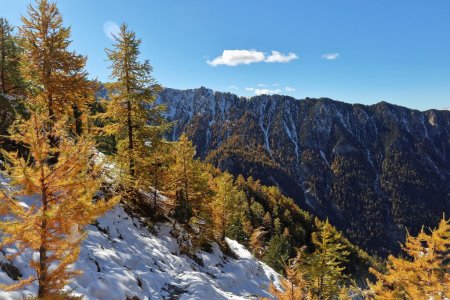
[46,96,61,165]
[221,213,226,241]
[48,101,54,122]
[73,104,83,136]
[125,57,134,179]
[37,216,48,298]
[38,171,49,298]
[290,281,294,300]
[1,23,6,94]
[222,190,227,241]
[127,98,134,178]
[153,168,158,209]
[182,153,189,202]
[318,275,323,300]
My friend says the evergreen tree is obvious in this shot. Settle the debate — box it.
[250,201,266,224]
[0,17,25,151]
[369,217,450,299]
[225,213,249,245]
[301,219,350,300]
[263,234,292,274]
[20,0,93,132]
[173,189,192,224]
[0,17,23,95]
[0,104,118,298]
[99,23,166,195]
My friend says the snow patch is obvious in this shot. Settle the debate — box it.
[0,203,281,300]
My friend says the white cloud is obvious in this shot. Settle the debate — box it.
[103,21,120,41]
[255,88,281,95]
[207,50,265,66]
[285,86,296,92]
[246,86,284,95]
[321,53,339,60]
[265,51,298,63]
[207,49,298,66]
[272,83,280,87]
[257,83,266,87]
[227,85,239,90]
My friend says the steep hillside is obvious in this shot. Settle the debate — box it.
[0,204,281,300]
[158,87,450,256]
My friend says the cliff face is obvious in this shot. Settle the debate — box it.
[158,87,450,255]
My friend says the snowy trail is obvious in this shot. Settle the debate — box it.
[0,204,280,300]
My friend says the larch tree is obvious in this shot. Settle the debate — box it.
[300,219,349,300]
[211,172,246,241]
[250,227,268,259]
[147,140,172,212]
[267,278,307,300]
[263,212,274,235]
[368,216,450,300]
[99,23,166,197]
[20,0,94,133]
[166,134,211,217]
[0,102,119,298]
[165,134,214,246]
[265,258,309,300]
[0,2,118,298]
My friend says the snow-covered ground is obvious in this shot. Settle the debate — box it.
[0,204,281,300]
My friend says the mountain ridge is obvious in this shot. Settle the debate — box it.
[162,86,448,113]
[157,87,450,256]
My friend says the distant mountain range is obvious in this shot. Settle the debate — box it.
[158,87,450,256]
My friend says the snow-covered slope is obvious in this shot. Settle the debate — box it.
[0,204,281,300]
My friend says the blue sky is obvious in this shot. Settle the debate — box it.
[2,0,450,110]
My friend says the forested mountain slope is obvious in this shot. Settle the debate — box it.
[158,87,450,255]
